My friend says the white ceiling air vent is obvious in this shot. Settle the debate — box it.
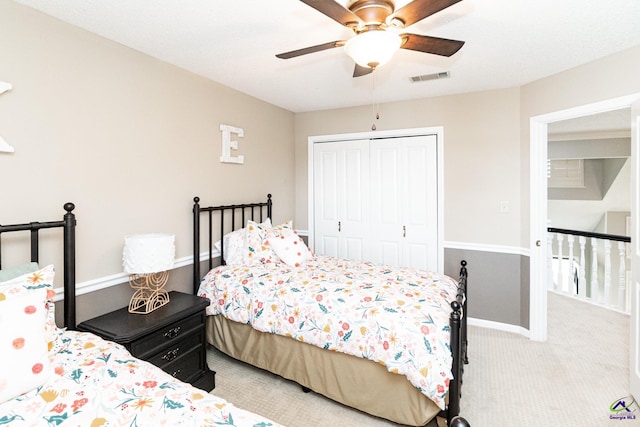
[409,71,450,83]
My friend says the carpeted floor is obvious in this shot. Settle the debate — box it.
[206,292,630,426]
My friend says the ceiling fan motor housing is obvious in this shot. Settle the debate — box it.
[348,0,395,26]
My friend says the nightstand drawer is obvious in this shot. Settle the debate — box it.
[163,345,206,383]
[148,331,203,367]
[130,312,204,359]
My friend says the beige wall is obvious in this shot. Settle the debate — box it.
[295,88,522,247]
[1,2,295,290]
[519,45,640,245]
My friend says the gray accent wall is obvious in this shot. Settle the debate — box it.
[444,248,530,329]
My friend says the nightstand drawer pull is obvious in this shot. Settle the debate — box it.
[164,326,181,339]
[171,369,181,378]
[162,348,180,362]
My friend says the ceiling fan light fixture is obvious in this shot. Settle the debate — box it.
[344,30,402,69]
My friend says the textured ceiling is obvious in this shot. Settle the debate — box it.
[12,0,640,113]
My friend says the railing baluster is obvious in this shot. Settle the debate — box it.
[618,241,626,310]
[591,238,599,302]
[578,236,587,299]
[603,240,612,306]
[626,242,632,313]
[547,233,555,291]
[556,233,564,292]
[566,235,575,295]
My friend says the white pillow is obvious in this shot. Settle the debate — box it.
[215,228,247,265]
[268,227,313,268]
[0,288,52,403]
[0,264,62,354]
[215,218,272,266]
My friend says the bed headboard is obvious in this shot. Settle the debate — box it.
[192,195,272,294]
[0,203,77,328]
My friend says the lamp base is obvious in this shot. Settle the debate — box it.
[128,271,170,314]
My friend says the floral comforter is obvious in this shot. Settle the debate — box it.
[0,330,280,427]
[198,255,459,410]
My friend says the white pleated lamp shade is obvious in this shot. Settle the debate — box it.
[123,233,175,274]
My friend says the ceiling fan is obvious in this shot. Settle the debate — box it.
[276,0,465,77]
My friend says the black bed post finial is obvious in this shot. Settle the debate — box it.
[460,259,468,279]
[63,202,76,329]
[449,416,471,427]
[193,197,201,295]
[267,194,273,220]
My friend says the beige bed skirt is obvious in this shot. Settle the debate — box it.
[207,315,442,426]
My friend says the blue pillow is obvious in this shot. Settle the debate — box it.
[0,262,39,282]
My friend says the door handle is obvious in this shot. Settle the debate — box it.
[338,221,341,232]
[403,225,406,238]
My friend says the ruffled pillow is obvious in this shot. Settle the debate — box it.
[268,227,313,268]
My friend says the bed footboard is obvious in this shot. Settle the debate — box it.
[445,260,470,426]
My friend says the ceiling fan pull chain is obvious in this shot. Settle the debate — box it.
[371,70,378,131]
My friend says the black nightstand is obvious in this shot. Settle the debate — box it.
[77,291,215,391]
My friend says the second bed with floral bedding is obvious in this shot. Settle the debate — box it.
[193,203,468,426]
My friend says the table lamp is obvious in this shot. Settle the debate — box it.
[122,233,175,314]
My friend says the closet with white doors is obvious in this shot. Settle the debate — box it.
[310,130,441,272]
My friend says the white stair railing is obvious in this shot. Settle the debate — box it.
[547,227,631,313]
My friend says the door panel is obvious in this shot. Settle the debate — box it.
[380,240,401,267]
[370,141,402,265]
[339,143,369,259]
[370,135,438,270]
[313,147,340,256]
[402,136,438,271]
[313,140,369,260]
[320,236,339,258]
[345,237,365,261]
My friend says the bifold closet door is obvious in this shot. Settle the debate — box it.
[312,139,370,260]
[370,135,438,271]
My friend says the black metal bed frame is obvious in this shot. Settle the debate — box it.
[192,195,469,426]
[0,203,77,329]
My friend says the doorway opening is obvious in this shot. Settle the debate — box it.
[529,93,640,342]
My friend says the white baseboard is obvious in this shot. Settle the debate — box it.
[52,252,211,301]
[468,317,530,337]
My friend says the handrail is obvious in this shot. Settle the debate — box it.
[547,227,630,243]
